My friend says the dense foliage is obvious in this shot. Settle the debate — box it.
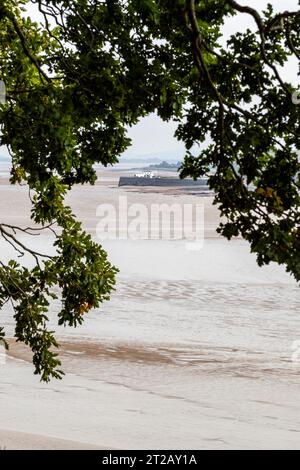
[0,0,299,380]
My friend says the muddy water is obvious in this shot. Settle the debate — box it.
[1,236,300,449]
[0,181,299,449]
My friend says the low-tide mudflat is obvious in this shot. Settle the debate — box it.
[0,174,299,450]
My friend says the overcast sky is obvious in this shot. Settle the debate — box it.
[1,0,299,160]
[126,0,299,159]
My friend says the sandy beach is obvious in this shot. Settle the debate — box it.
[0,429,104,450]
[0,165,299,449]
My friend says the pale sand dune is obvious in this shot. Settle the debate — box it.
[0,429,106,450]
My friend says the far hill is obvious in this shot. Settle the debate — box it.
[147,161,181,170]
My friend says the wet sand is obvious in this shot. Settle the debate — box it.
[0,429,105,450]
[0,168,299,449]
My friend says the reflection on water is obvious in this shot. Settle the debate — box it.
[1,238,300,449]
[47,276,299,383]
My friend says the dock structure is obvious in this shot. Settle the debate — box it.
[118,177,210,188]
